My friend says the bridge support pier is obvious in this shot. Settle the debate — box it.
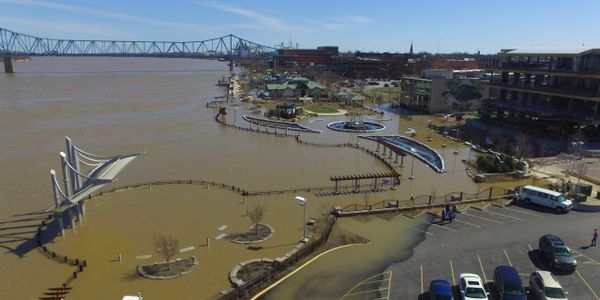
[3,56,14,73]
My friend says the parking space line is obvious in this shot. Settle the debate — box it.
[409,227,434,235]
[342,271,392,299]
[501,206,544,218]
[575,269,600,300]
[359,279,389,285]
[503,249,513,266]
[461,211,504,224]
[449,260,456,285]
[387,271,392,299]
[453,219,481,228]
[480,209,524,221]
[527,244,544,267]
[420,265,424,294]
[477,254,488,282]
[409,217,456,232]
[572,249,600,264]
[345,287,388,297]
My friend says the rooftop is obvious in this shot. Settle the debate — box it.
[500,47,600,56]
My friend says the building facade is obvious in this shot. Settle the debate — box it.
[480,48,600,149]
[397,70,486,113]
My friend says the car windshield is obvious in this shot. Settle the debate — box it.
[553,247,572,256]
[503,283,527,296]
[557,195,568,202]
[544,287,567,298]
[465,287,487,298]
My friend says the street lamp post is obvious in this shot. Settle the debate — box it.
[427,119,432,142]
[295,196,307,240]
[453,128,459,155]
[233,107,238,124]
[409,147,416,180]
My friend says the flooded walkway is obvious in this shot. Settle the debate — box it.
[260,214,426,300]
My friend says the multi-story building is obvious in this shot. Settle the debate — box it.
[396,70,486,113]
[273,47,338,68]
[479,48,600,150]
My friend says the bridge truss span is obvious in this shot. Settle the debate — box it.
[0,27,276,59]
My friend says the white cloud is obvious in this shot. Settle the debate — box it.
[0,0,213,35]
[0,16,134,40]
[194,1,311,33]
[307,15,374,31]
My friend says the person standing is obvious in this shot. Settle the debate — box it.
[592,229,598,247]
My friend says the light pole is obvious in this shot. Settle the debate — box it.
[233,107,238,124]
[295,196,307,240]
[409,147,416,180]
[427,119,432,142]
[453,128,459,155]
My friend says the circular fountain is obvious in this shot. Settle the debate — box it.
[327,113,385,133]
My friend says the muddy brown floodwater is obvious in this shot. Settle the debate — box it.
[0,57,480,299]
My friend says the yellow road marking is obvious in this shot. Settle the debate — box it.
[345,287,388,297]
[462,212,504,224]
[450,260,456,285]
[387,271,392,299]
[573,249,600,264]
[503,249,513,266]
[575,269,600,300]
[341,271,392,298]
[359,279,389,285]
[251,243,369,300]
[453,219,481,228]
[420,265,424,294]
[501,206,544,218]
[477,254,488,282]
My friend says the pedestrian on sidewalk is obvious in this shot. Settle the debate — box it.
[592,229,598,247]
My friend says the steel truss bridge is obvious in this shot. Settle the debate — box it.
[0,27,276,59]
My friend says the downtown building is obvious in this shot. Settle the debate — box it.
[478,48,600,151]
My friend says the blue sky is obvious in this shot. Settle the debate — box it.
[1,0,599,54]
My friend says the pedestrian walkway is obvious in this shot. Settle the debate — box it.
[530,163,600,207]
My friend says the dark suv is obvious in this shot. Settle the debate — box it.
[538,234,577,271]
[493,266,528,300]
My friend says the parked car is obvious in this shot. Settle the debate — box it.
[519,185,572,213]
[538,235,577,271]
[429,279,454,300]
[529,270,568,299]
[459,273,488,300]
[493,266,528,300]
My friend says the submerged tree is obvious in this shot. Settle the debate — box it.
[153,234,179,270]
[248,204,267,235]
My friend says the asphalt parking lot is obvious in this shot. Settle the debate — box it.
[384,203,600,299]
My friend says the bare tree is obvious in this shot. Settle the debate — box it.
[248,203,267,235]
[576,160,589,183]
[153,234,179,270]
[538,143,549,166]
[513,134,532,161]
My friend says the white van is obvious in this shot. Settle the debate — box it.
[519,185,573,213]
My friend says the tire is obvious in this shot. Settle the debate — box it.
[555,206,564,214]
[524,198,531,205]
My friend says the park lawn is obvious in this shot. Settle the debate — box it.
[304,104,340,113]
[362,87,402,99]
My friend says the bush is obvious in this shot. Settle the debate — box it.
[476,154,516,173]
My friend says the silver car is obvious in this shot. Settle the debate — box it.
[529,270,568,300]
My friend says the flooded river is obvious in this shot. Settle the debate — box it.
[0,57,479,299]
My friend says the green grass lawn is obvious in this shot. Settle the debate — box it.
[361,87,402,98]
[304,104,340,113]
